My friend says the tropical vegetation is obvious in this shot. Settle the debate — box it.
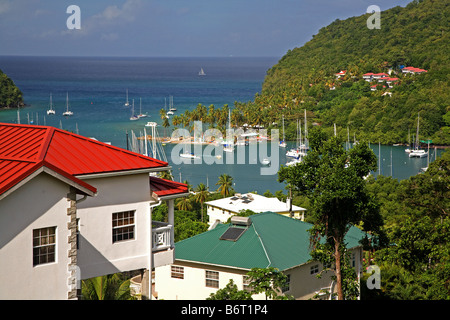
[170,0,449,146]
[0,69,24,109]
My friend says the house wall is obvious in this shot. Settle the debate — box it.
[155,247,363,300]
[77,173,152,280]
[154,261,266,300]
[0,174,72,299]
[207,205,234,226]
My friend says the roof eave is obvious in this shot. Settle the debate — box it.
[76,166,172,180]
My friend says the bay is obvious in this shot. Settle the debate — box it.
[0,56,444,194]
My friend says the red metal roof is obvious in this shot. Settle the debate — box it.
[150,176,189,199]
[0,123,170,197]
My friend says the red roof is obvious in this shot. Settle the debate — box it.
[0,123,169,197]
[150,176,189,199]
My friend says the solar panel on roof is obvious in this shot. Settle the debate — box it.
[219,227,247,241]
[242,200,251,204]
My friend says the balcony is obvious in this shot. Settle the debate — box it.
[152,221,174,269]
[152,221,173,252]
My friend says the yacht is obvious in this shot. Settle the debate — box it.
[62,93,73,116]
[47,93,55,115]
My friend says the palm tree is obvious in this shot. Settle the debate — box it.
[216,174,234,197]
[176,196,193,211]
[81,273,134,300]
[193,183,209,222]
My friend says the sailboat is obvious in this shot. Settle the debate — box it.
[169,96,177,112]
[199,68,206,76]
[47,93,55,115]
[223,109,234,153]
[279,115,287,148]
[62,93,73,116]
[137,98,148,118]
[130,99,139,121]
[166,96,177,116]
[124,89,130,107]
[409,113,428,158]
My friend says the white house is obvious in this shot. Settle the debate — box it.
[154,212,366,300]
[0,123,189,300]
[205,193,306,227]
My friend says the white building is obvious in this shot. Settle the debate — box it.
[155,212,366,300]
[205,193,306,227]
[0,123,189,299]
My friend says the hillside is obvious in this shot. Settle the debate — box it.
[236,0,449,145]
[0,69,24,109]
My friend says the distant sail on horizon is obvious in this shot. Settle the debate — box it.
[199,68,206,76]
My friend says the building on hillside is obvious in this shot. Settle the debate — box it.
[335,70,347,79]
[0,123,189,300]
[154,212,367,300]
[363,73,374,81]
[401,66,428,74]
[205,193,306,227]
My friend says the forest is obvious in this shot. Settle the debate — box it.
[0,69,24,109]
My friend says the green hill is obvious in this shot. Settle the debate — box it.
[0,69,24,109]
[236,0,449,145]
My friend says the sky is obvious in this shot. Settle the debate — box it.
[0,0,411,58]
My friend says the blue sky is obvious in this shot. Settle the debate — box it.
[0,0,410,57]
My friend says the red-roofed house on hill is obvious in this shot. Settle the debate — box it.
[0,123,189,299]
[335,70,347,79]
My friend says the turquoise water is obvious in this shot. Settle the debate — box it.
[0,56,444,194]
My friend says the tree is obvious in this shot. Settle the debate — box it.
[175,196,193,211]
[278,128,381,300]
[193,183,209,222]
[81,273,134,300]
[207,279,253,300]
[246,267,291,300]
[216,174,235,197]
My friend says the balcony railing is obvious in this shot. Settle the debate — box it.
[152,221,173,252]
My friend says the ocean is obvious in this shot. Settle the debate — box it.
[0,56,444,194]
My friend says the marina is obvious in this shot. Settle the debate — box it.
[0,56,445,194]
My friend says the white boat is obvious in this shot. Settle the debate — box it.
[124,89,130,107]
[223,145,234,153]
[166,110,174,116]
[286,149,301,159]
[169,96,177,112]
[199,68,206,76]
[62,93,73,116]
[47,93,55,115]
[408,113,427,158]
[180,151,199,159]
[286,158,301,166]
[261,158,271,165]
[137,98,148,118]
[223,109,234,153]
[130,100,138,121]
[409,149,427,158]
[279,115,287,147]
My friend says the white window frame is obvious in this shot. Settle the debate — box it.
[310,264,319,275]
[33,226,57,267]
[205,270,219,288]
[112,210,135,243]
[171,266,184,279]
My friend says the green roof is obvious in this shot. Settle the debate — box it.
[175,212,367,271]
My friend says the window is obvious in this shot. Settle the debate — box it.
[205,270,219,288]
[171,266,184,279]
[33,227,56,266]
[310,264,319,275]
[112,211,135,243]
[281,274,290,293]
[243,275,252,292]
